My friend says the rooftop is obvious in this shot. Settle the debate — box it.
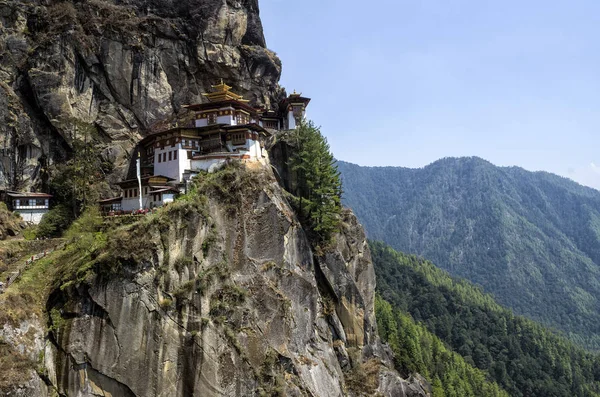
[5,191,52,199]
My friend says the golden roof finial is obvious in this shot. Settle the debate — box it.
[202,79,249,103]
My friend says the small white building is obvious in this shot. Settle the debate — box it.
[100,176,179,214]
[4,191,52,224]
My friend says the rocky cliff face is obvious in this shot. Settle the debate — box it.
[0,162,429,396]
[0,1,430,395]
[0,163,424,397]
[0,0,282,190]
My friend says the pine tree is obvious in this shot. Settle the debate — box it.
[288,121,342,242]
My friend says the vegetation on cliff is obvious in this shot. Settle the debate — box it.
[338,157,600,350]
[372,241,600,397]
[0,203,24,240]
[283,121,343,243]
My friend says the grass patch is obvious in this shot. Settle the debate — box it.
[0,338,34,395]
[344,358,381,395]
[159,297,173,309]
[173,280,195,304]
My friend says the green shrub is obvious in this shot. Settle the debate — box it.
[36,204,75,238]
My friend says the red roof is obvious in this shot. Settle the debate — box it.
[6,192,52,199]
[99,197,123,203]
[149,186,180,194]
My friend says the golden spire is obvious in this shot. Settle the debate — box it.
[202,80,249,103]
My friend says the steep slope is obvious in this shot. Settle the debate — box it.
[0,164,429,397]
[371,241,600,397]
[0,0,282,191]
[0,202,24,239]
[338,157,600,350]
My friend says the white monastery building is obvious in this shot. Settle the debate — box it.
[101,82,310,213]
[2,191,52,224]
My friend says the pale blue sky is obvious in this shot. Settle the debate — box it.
[260,0,600,189]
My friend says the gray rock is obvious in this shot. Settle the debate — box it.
[34,164,428,397]
[0,0,282,191]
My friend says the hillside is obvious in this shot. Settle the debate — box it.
[338,157,600,350]
[371,241,600,397]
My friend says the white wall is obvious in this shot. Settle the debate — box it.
[17,209,48,225]
[287,111,296,130]
[178,147,191,182]
[153,146,182,181]
[217,114,235,125]
[122,197,142,212]
[163,193,175,204]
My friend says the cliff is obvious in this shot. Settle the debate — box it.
[0,1,430,395]
[0,0,282,191]
[0,162,429,396]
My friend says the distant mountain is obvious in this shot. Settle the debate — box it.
[338,157,600,350]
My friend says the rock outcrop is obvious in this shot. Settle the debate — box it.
[0,0,282,190]
[35,164,427,396]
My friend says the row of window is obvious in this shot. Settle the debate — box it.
[204,112,251,125]
[125,187,154,198]
[122,189,164,202]
[13,199,47,207]
[124,188,138,199]
[157,150,178,163]
[229,132,246,145]
[236,113,250,125]
[181,139,199,148]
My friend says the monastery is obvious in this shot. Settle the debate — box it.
[101,82,310,214]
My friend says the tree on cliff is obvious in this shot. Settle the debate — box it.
[288,121,342,243]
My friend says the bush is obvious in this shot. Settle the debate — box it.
[36,204,74,238]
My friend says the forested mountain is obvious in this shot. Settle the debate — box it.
[372,241,600,397]
[338,157,600,350]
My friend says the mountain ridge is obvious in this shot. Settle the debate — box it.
[338,156,600,350]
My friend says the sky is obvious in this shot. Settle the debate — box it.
[259,0,600,190]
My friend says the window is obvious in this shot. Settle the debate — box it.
[158,153,161,163]
[144,187,148,195]
[168,151,172,161]
[134,189,138,197]
[208,113,217,125]
[231,132,246,145]
[163,153,167,162]
[36,199,45,206]
[173,151,178,160]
